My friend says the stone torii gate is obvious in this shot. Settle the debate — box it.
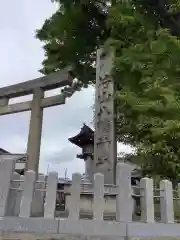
[0,48,117,184]
[0,67,73,174]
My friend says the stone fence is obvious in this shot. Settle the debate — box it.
[2,158,180,239]
[0,157,178,224]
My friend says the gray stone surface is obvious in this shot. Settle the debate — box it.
[0,157,15,217]
[0,97,8,106]
[32,174,45,217]
[44,172,58,218]
[0,232,125,240]
[0,219,180,239]
[116,162,133,222]
[160,180,174,223]
[56,236,124,240]
[19,170,36,218]
[68,173,81,220]
[0,66,73,98]
[59,219,126,236]
[0,217,58,233]
[127,238,180,240]
[85,155,94,183]
[94,48,117,184]
[0,94,65,116]
[6,172,21,216]
[140,178,154,223]
[93,173,104,220]
[41,94,65,108]
[0,100,32,116]
[26,88,44,173]
[127,222,180,237]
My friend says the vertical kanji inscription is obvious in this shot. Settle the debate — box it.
[94,48,117,184]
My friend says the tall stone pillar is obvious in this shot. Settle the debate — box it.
[94,48,117,184]
[26,88,44,174]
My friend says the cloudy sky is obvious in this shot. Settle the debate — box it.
[0,0,132,178]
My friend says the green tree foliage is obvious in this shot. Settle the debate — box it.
[37,0,180,181]
[36,0,109,86]
[109,1,180,181]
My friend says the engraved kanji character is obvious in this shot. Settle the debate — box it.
[98,120,111,135]
[96,156,110,166]
[96,103,112,117]
[98,88,112,102]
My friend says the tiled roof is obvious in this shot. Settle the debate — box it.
[0,148,9,154]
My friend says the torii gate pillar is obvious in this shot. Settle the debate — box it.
[26,88,44,173]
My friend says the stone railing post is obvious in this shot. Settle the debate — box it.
[93,173,104,220]
[140,177,154,222]
[14,174,24,216]
[13,172,22,216]
[0,157,15,217]
[116,162,132,222]
[68,173,81,220]
[160,180,174,223]
[20,175,25,189]
[31,174,46,217]
[19,170,36,218]
[44,171,58,218]
[6,172,21,216]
